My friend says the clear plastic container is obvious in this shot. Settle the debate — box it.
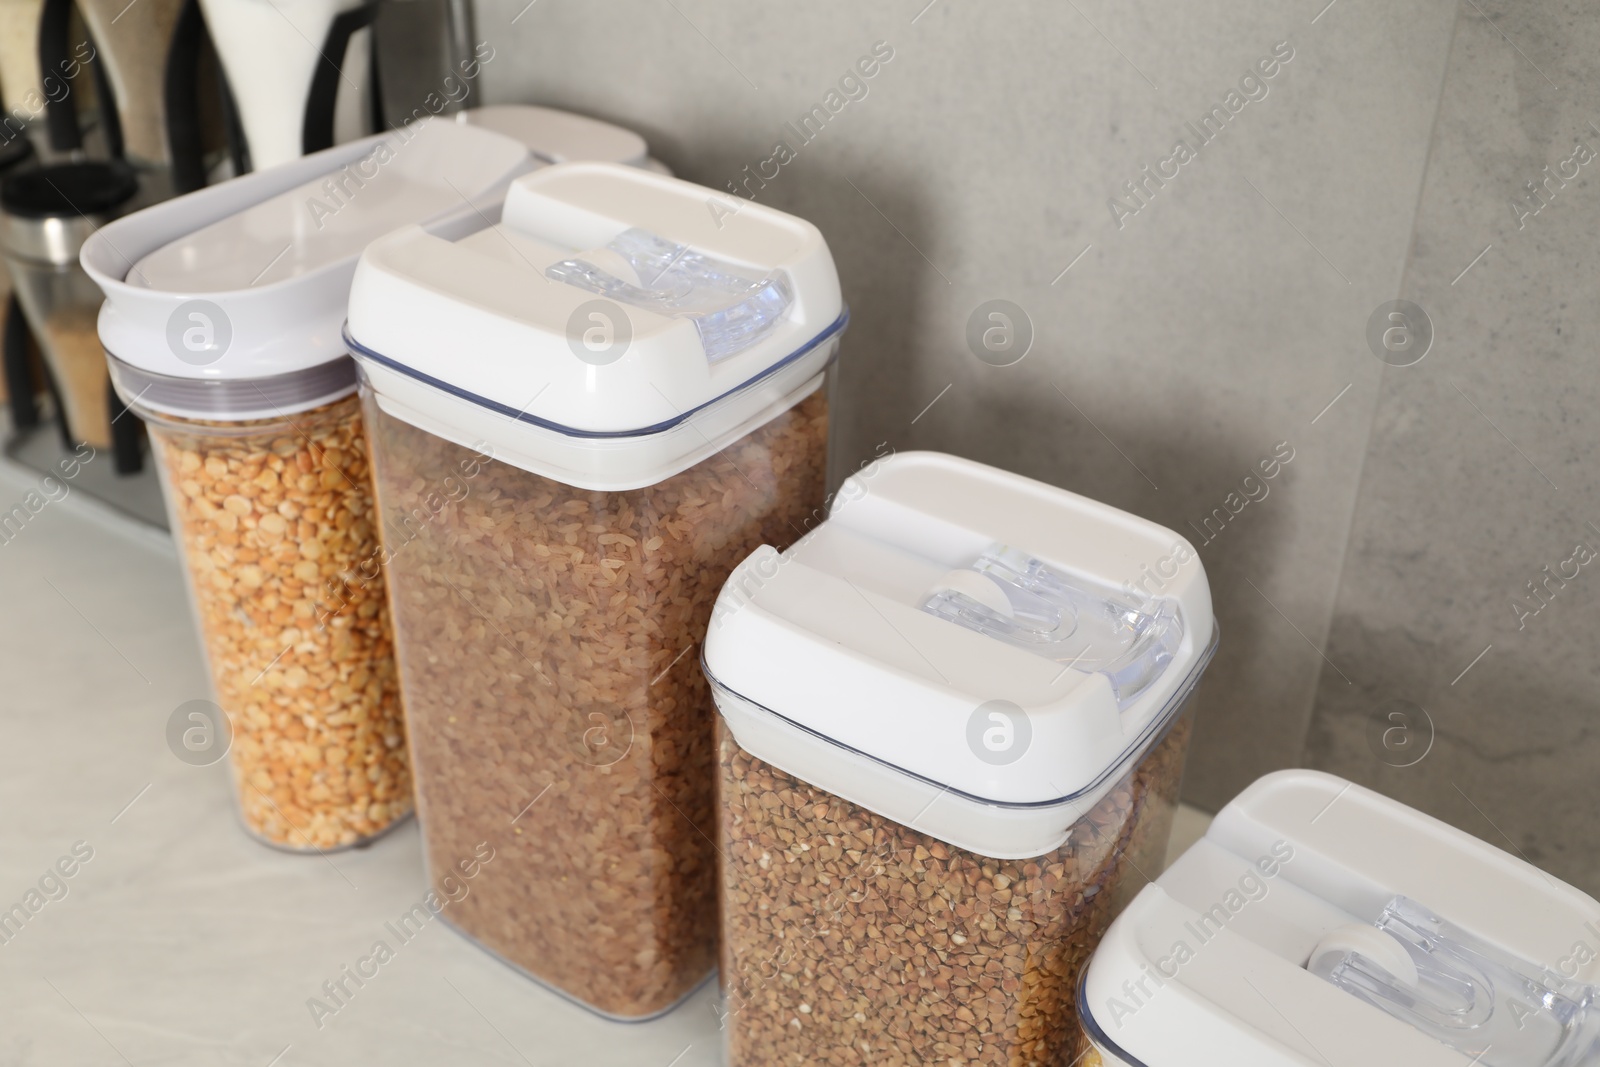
[347,161,846,1016]
[362,382,829,1016]
[702,451,1218,1066]
[1077,770,1600,1067]
[81,125,538,849]
[137,391,410,848]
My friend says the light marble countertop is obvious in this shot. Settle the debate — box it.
[0,447,1210,1066]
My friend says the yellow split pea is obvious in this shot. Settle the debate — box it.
[150,394,410,849]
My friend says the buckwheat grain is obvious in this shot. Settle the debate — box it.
[717,708,1193,1066]
[365,387,830,1018]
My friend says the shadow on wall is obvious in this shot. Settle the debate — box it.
[1306,610,1600,894]
[483,52,1326,822]
[725,161,939,485]
[923,383,1303,801]
[661,145,1312,816]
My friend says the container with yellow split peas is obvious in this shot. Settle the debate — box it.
[82,124,537,850]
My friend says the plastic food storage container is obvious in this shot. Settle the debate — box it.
[456,104,649,167]
[1,161,140,451]
[1078,770,1600,1067]
[80,122,536,850]
[702,451,1217,1067]
[346,161,845,1018]
[455,103,674,175]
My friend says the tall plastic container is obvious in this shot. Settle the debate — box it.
[1078,770,1600,1067]
[1,161,140,449]
[81,123,537,850]
[702,452,1217,1066]
[346,161,846,1018]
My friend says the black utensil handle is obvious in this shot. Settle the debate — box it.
[3,294,40,431]
[107,371,143,474]
[38,0,82,152]
[90,27,124,160]
[164,0,208,192]
[301,2,381,156]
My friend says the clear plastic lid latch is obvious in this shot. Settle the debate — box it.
[545,228,794,362]
[1312,896,1600,1067]
[920,544,1182,708]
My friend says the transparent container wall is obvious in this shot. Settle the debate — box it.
[143,393,411,850]
[5,255,115,448]
[716,696,1196,1066]
[362,382,830,1019]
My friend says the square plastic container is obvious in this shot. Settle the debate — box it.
[346,161,846,1017]
[703,451,1217,1066]
[82,122,538,849]
[1079,770,1600,1067]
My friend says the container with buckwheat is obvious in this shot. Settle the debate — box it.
[347,161,846,1018]
[703,451,1217,1066]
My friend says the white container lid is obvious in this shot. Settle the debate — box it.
[346,162,845,491]
[1080,770,1600,1067]
[455,105,649,167]
[82,121,536,420]
[702,451,1216,859]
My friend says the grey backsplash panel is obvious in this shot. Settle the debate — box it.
[1305,0,1600,894]
[469,0,1600,891]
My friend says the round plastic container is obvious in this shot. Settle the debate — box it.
[347,161,846,1018]
[1,161,140,450]
[703,452,1217,1066]
[82,123,537,849]
[1078,770,1600,1067]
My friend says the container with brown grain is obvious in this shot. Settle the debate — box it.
[703,451,1218,1065]
[347,160,848,1018]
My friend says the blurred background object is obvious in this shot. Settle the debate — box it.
[75,0,186,182]
[196,0,381,171]
[0,160,138,462]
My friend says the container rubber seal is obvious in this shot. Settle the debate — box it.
[107,349,358,422]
